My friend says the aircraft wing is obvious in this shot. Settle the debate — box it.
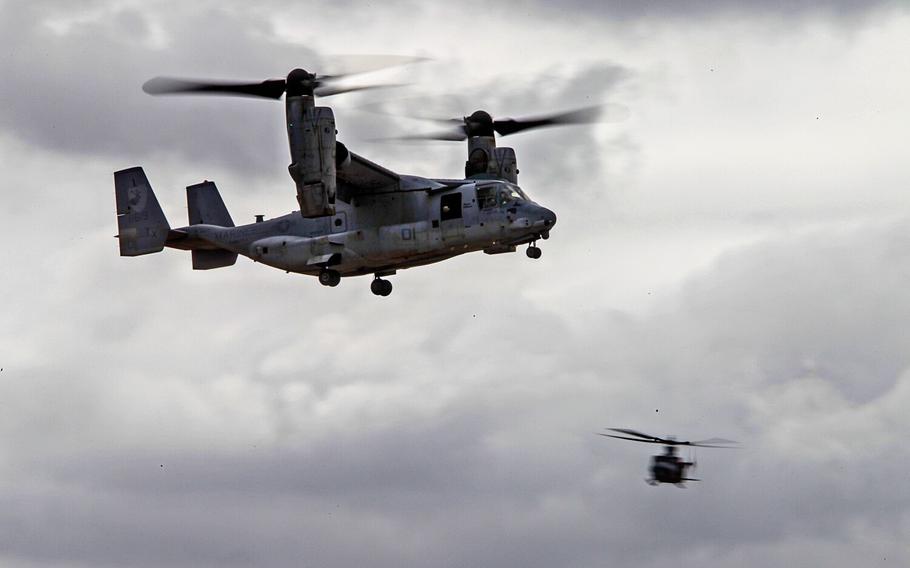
[336,149,446,200]
[337,151,400,199]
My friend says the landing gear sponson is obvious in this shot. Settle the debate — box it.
[371,276,393,296]
[318,269,341,287]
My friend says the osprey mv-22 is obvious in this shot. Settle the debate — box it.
[115,67,602,295]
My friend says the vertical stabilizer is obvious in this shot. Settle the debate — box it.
[187,181,234,227]
[186,180,237,269]
[114,167,170,256]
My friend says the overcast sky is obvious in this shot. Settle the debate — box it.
[1,1,909,567]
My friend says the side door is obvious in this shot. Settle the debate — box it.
[461,185,479,229]
[439,191,464,242]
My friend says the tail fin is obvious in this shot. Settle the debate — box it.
[186,181,237,270]
[115,167,170,256]
[187,181,234,227]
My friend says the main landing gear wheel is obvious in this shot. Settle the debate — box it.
[371,277,393,296]
[318,269,341,287]
[526,245,542,259]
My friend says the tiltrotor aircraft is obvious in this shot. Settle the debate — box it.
[114,67,604,295]
[599,428,737,487]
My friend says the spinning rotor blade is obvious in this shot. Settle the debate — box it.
[313,83,407,97]
[320,54,430,76]
[492,105,605,137]
[606,428,668,443]
[378,130,470,142]
[376,103,626,142]
[690,438,739,448]
[143,56,425,100]
[601,429,737,448]
[142,77,288,99]
[598,433,668,445]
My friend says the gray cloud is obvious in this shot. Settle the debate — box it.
[516,0,905,22]
[1,2,909,567]
[2,215,909,567]
[0,4,421,179]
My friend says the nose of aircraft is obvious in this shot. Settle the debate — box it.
[541,207,557,229]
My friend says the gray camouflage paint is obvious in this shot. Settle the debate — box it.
[118,168,556,281]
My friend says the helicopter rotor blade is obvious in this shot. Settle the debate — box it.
[493,105,609,137]
[692,437,738,446]
[368,102,626,142]
[142,56,425,101]
[597,433,668,445]
[142,77,288,99]
[370,127,468,142]
[687,439,739,448]
[603,429,736,448]
[319,54,430,76]
[314,83,408,98]
[606,428,669,443]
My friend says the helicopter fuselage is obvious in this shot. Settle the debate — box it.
[170,177,556,278]
[649,454,694,485]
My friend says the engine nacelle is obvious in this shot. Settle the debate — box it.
[286,98,337,218]
[464,138,518,184]
[495,147,518,184]
[465,136,499,178]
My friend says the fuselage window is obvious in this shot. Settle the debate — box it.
[440,192,463,221]
[477,186,497,210]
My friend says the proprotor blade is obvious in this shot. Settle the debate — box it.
[375,129,468,142]
[493,105,604,137]
[314,83,407,98]
[374,102,626,142]
[319,54,430,76]
[142,77,287,99]
[143,56,425,101]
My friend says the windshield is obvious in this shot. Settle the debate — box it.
[478,182,528,208]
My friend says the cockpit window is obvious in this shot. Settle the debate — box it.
[499,187,524,205]
[478,182,526,209]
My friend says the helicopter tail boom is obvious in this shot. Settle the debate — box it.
[114,167,170,256]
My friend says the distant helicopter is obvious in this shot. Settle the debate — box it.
[599,428,737,487]
[114,65,613,295]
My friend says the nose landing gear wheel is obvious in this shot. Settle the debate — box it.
[371,277,393,296]
[319,269,341,287]
[526,245,542,259]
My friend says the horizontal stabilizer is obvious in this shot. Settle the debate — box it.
[192,249,237,270]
